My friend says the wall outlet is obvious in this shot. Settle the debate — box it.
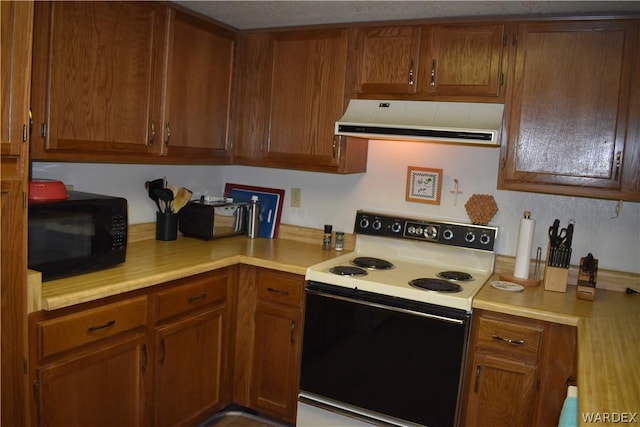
[290,188,302,208]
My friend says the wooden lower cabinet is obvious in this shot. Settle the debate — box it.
[29,268,235,427]
[234,266,304,423]
[462,309,576,427]
[251,301,302,420]
[30,296,148,427]
[465,353,538,426]
[35,333,147,427]
[152,305,228,427]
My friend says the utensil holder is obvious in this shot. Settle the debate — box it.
[156,212,178,241]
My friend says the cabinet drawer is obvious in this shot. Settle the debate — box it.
[38,296,147,359]
[476,315,543,361]
[256,270,303,307]
[154,272,228,322]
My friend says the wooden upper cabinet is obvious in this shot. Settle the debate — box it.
[162,10,234,163]
[1,0,33,161]
[420,23,506,97]
[268,29,349,166]
[353,26,421,94]
[499,20,640,201]
[264,29,366,173]
[352,23,507,99]
[30,1,168,160]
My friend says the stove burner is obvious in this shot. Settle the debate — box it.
[351,257,395,270]
[437,271,474,281]
[329,266,368,276]
[409,278,462,293]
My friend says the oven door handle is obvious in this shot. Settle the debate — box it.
[299,392,424,427]
[306,288,465,325]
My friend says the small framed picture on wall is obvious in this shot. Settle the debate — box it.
[405,166,443,205]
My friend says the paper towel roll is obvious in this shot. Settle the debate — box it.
[513,213,535,279]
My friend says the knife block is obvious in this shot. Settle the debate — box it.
[543,244,569,292]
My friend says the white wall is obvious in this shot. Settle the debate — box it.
[32,139,640,274]
[31,162,224,224]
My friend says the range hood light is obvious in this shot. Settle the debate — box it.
[335,100,504,146]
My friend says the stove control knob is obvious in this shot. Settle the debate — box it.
[465,231,476,243]
[479,233,491,245]
[391,221,403,234]
[442,229,454,240]
[372,219,383,231]
[359,217,370,229]
[425,225,438,239]
[415,226,423,236]
[407,225,416,235]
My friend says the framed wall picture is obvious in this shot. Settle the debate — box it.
[405,166,443,204]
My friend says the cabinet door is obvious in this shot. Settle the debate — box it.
[30,1,167,160]
[153,307,227,427]
[464,353,537,427]
[0,2,32,424]
[420,23,506,97]
[353,26,421,94]
[231,33,272,165]
[163,10,234,162]
[1,0,33,160]
[1,180,28,427]
[499,20,639,200]
[267,29,350,169]
[251,301,302,423]
[36,333,147,427]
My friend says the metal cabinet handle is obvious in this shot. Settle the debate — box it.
[430,59,436,86]
[165,122,171,146]
[141,344,147,373]
[267,287,290,296]
[332,135,343,161]
[614,151,622,181]
[188,292,207,303]
[474,365,481,393]
[149,121,155,146]
[408,59,415,86]
[87,320,115,332]
[290,320,296,344]
[491,334,525,345]
[160,338,166,365]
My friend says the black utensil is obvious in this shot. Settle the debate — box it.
[548,219,561,247]
[153,188,174,213]
[146,178,165,211]
[564,223,574,248]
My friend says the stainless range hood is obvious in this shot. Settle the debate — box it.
[335,100,504,145]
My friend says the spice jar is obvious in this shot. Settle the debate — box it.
[335,231,344,251]
[323,225,333,250]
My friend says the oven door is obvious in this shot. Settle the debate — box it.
[299,282,471,427]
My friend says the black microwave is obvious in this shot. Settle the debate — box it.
[28,191,128,281]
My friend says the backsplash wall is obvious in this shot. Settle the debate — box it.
[33,139,640,274]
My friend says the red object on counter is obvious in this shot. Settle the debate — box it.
[28,179,68,201]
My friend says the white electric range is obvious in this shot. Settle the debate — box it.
[298,210,498,427]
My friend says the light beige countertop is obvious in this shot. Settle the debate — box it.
[37,235,339,311]
[475,280,640,426]
[32,232,640,426]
